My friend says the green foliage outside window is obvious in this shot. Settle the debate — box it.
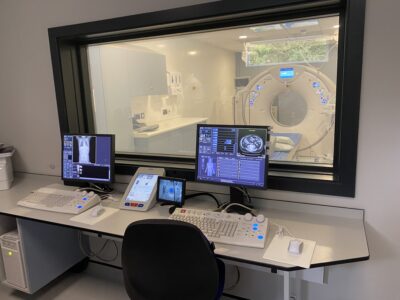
[246,37,329,66]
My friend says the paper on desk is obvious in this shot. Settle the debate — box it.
[263,235,316,268]
[70,206,119,225]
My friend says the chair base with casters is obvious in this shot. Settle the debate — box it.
[122,219,225,300]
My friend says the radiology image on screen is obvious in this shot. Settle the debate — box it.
[73,136,96,164]
[157,177,185,206]
[238,129,266,157]
[199,128,212,144]
[159,180,182,203]
[199,156,216,177]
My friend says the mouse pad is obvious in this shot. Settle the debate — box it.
[70,206,119,225]
[263,235,316,268]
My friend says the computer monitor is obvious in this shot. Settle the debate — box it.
[157,176,186,207]
[195,125,269,209]
[62,134,115,184]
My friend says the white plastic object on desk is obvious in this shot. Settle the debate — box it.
[288,239,304,255]
[256,214,266,223]
[90,205,105,217]
[17,188,101,214]
[244,213,253,221]
[170,208,269,248]
[0,148,15,190]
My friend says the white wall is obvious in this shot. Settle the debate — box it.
[146,38,236,124]
[88,44,169,152]
[88,38,236,153]
[0,0,400,299]
[0,0,211,174]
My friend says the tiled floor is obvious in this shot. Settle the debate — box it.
[0,264,128,300]
[0,263,240,300]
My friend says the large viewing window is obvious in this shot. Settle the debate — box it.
[49,0,365,196]
[87,16,338,167]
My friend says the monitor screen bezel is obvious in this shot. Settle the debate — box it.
[61,133,115,184]
[195,124,269,190]
[156,176,186,207]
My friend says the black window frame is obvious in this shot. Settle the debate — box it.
[48,0,365,197]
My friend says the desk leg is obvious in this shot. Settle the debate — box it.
[283,271,290,300]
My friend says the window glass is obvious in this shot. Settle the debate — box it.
[245,36,329,66]
[87,15,339,167]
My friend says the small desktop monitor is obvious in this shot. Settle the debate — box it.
[157,176,186,207]
[62,134,115,184]
[195,125,269,189]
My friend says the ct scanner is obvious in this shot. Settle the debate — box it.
[234,64,336,163]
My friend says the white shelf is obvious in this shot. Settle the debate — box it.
[133,117,207,138]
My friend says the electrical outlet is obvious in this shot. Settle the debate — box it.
[140,112,145,119]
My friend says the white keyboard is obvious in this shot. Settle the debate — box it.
[169,208,268,248]
[17,187,101,214]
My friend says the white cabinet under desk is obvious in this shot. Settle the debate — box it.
[12,219,85,293]
[0,173,369,299]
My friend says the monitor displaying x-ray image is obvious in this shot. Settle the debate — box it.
[62,134,115,183]
[157,177,186,206]
[195,125,269,189]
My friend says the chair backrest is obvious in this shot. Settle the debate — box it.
[122,219,222,300]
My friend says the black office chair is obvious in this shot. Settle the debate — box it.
[122,219,225,300]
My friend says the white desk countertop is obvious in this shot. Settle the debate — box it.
[0,173,369,271]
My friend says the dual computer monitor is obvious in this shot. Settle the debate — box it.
[61,125,269,190]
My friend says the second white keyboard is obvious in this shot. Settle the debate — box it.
[170,208,268,248]
[18,187,100,214]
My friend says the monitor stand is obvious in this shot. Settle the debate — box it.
[160,203,179,214]
[225,187,253,215]
[63,180,89,188]
[63,181,113,193]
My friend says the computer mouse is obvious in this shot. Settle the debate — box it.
[288,239,303,255]
[90,206,105,217]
